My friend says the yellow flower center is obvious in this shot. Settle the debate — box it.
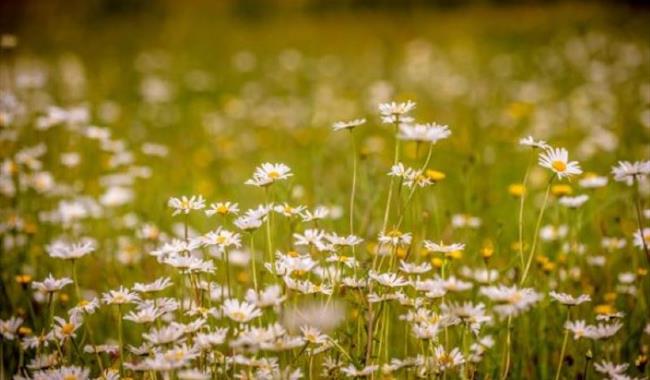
[217,205,229,214]
[231,311,246,321]
[64,375,78,380]
[62,323,75,335]
[507,292,522,304]
[551,160,567,172]
[268,171,280,179]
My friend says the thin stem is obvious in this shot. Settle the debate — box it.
[633,175,650,265]
[117,305,124,377]
[349,129,358,274]
[554,312,571,380]
[520,175,555,286]
[381,121,401,233]
[501,316,513,380]
[249,233,258,293]
[396,142,434,229]
[518,151,535,270]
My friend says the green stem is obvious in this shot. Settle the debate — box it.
[520,175,555,286]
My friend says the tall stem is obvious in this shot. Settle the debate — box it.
[396,142,434,229]
[554,312,571,380]
[501,316,513,380]
[349,129,359,274]
[249,233,258,293]
[633,176,650,265]
[518,151,535,270]
[520,176,555,286]
[117,305,124,377]
[381,121,401,233]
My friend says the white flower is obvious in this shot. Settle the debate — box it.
[611,160,650,185]
[451,214,482,229]
[332,118,366,131]
[519,136,550,150]
[245,163,293,187]
[379,100,416,124]
[32,274,73,293]
[549,291,591,306]
[399,261,432,274]
[579,174,608,189]
[423,240,465,253]
[341,364,379,377]
[301,206,330,222]
[202,227,241,249]
[594,361,628,378]
[234,215,263,231]
[398,122,451,143]
[434,345,465,371]
[46,239,95,260]
[52,314,83,341]
[168,195,206,216]
[369,270,409,287]
[222,299,262,323]
[378,230,412,247]
[538,147,582,179]
[133,277,173,293]
[205,201,239,216]
[558,194,589,208]
[480,285,541,317]
[0,316,23,340]
[102,286,140,305]
[633,228,650,250]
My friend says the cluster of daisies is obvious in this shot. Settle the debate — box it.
[1,99,649,380]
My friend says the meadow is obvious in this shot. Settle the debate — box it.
[1,2,650,379]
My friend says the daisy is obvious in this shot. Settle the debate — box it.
[300,206,329,222]
[558,194,589,208]
[611,160,650,185]
[579,173,608,189]
[168,195,206,216]
[549,291,591,306]
[378,229,412,247]
[273,203,307,218]
[222,299,262,323]
[441,302,491,334]
[332,118,366,131]
[245,163,293,187]
[398,122,451,143]
[202,227,241,249]
[633,228,650,250]
[0,316,23,340]
[234,215,264,231]
[594,361,628,378]
[32,274,73,293]
[564,320,594,340]
[124,305,164,324]
[133,277,173,293]
[379,100,416,124]
[423,240,465,253]
[399,261,432,274]
[434,345,465,371]
[52,314,83,341]
[369,271,409,287]
[519,136,550,150]
[102,286,140,305]
[341,364,379,377]
[539,147,582,179]
[143,324,185,345]
[205,201,239,216]
[601,237,627,251]
[46,239,95,260]
[480,285,541,317]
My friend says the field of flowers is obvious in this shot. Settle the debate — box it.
[1,2,649,379]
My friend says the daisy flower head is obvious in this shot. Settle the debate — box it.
[549,291,591,306]
[633,228,650,250]
[423,241,466,254]
[398,122,451,144]
[102,286,140,305]
[611,160,650,185]
[378,229,412,247]
[558,194,589,209]
[46,238,95,260]
[379,100,416,124]
[32,274,73,293]
[245,162,293,187]
[538,147,582,180]
[234,215,263,232]
[519,136,550,150]
[222,299,262,323]
[579,173,608,189]
[168,195,206,216]
[332,118,366,132]
[205,201,239,217]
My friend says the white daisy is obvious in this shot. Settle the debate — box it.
[538,147,582,179]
